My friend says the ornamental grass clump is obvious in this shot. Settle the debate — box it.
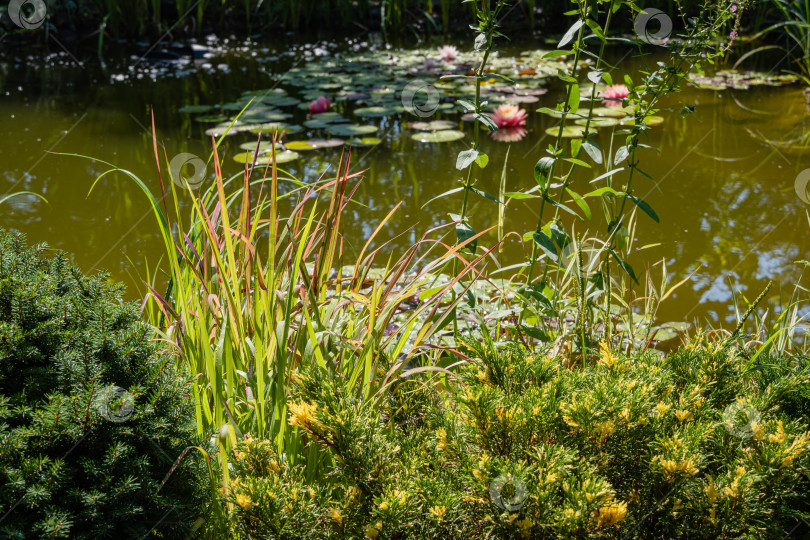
[66,121,494,530]
[0,230,207,538]
[226,335,810,538]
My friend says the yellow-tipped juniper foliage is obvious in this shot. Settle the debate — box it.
[226,336,810,538]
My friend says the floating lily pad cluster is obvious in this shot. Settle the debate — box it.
[234,140,300,164]
[689,70,799,91]
[177,46,669,162]
[271,47,564,148]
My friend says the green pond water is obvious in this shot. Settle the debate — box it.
[1,36,809,331]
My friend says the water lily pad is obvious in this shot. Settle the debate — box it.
[574,117,621,128]
[300,90,328,101]
[516,88,548,96]
[243,88,287,97]
[326,124,379,136]
[659,321,690,332]
[617,115,664,127]
[222,100,256,111]
[179,105,213,113]
[263,96,301,107]
[337,92,371,102]
[234,150,301,165]
[411,130,466,143]
[248,123,302,135]
[233,150,266,163]
[268,150,300,164]
[195,114,228,123]
[346,137,382,147]
[406,120,457,131]
[310,112,345,123]
[283,141,317,151]
[510,95,540,104]
[690,70,800,91]
[285,139,345,151]
[652,327,679,342]
[304,119,331,129]
[310,138,345,148]
[589,106,634,118]
[370,89,396,100]
[240,108,292,122]
[239,141,283,152]
[537,108,567,119]
[205,125,237,137]
[490,85,515,94]
[354,106,403,117]
[545,125,586,138]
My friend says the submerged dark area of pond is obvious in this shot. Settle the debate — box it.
[1,34,809,329]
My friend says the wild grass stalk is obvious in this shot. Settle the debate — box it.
[447,0,510,335]
[508,1,744,361]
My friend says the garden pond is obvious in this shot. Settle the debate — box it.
[1,34,809,330]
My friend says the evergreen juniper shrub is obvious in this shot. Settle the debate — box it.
[0,230,207,538]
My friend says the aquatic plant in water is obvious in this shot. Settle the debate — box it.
[487,102,530,142]
[488,103,528,128]
[506,0,750,364]
[438,45,460,62]
[308,95,332,114]
[601,83,630,106]
[175,44,582,165]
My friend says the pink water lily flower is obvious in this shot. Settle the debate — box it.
[602,84,629,107]
[491,127,527,143]
[488,103,528,128]
[438,45,459,62]
[308,96,331,114]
